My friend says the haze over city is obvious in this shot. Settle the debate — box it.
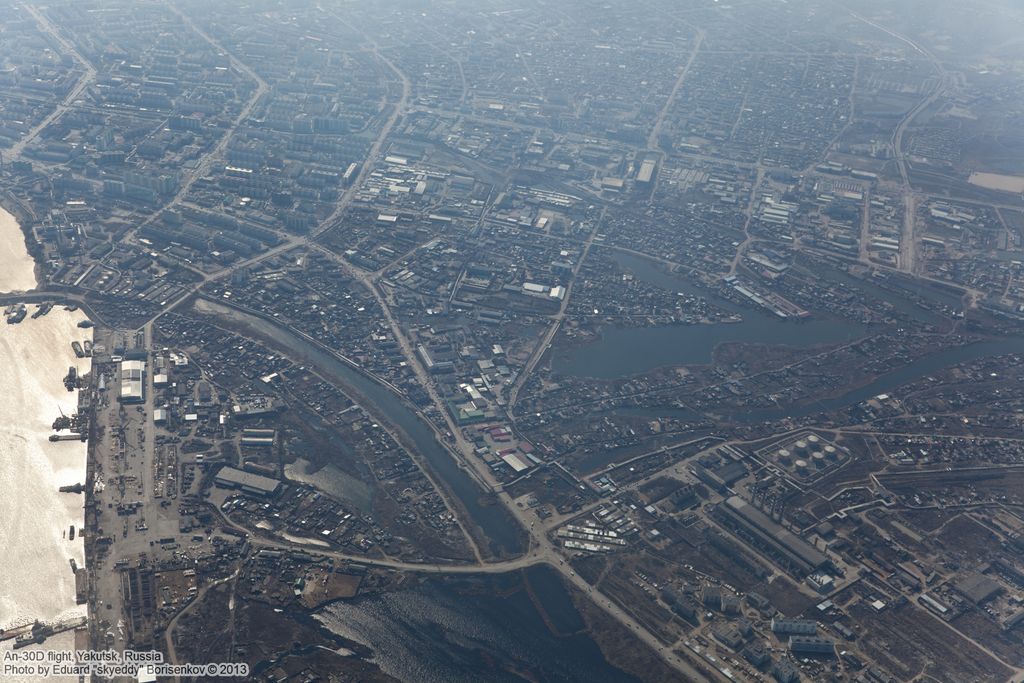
[1,1,1024,682]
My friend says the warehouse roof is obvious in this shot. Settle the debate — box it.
[215,466,281,496]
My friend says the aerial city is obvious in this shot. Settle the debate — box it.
[1,0,1023,681]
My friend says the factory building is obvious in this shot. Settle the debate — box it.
[500,452,530,473]
[119,359,146,403]
[1004,609,1024,631]
[241,428,276,448]
[637,158,657,184]
[954,571,1003,605]
[717,496,829,576]
[417,344,454,373]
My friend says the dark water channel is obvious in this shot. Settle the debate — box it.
[195,298,525,556]
[560,251,1023,423]
[555,251,868,378]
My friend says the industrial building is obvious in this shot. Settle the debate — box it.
[417,344,454,373]
[717,496,828,576]
[214,466,282,497]
[636,158,657,184]
[954,571,1003,605]
[1004,609,1024,631]
[500,452,530,473]
[693,460,747,493]
[240,429,276,448]
[119,359,146,403]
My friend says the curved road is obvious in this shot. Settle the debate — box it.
[845,9,949,275]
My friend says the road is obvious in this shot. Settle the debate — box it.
[647,30,705,152]
[141,323,156,503]
[845,9,949,275]
[164,568,240,682]
[210,498,721,682]
[192,292,488,565]
[135,6,270,234]
[353,263,488,469]
[132,26,412,332]
[183,286,717,681]
[309,8,411,242]
[506,208,603,416]
[327,300,713,679]
[901,192,917,274]
[10,11,798,682]
[14,5,1018,682]
[584,436,725,483]
[7,5,97,161]
[859,189,872,261]
[728,166,765,277]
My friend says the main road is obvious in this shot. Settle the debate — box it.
[506,208,604,416]
[646,29,706,153]
[137,6,271,234]
[845,8,949,275]
[7,5,97,161]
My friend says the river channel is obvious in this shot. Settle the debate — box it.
[554,251,869,378]
[569,250,1024,423]
[316,565,640,683]
[192,298,525,556]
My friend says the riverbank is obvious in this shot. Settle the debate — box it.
[0,204,92,678]
[0,197,47,288]
[0,205,37,293]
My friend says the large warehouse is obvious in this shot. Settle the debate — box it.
[214,466,282,497]
[119,359,146,403]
